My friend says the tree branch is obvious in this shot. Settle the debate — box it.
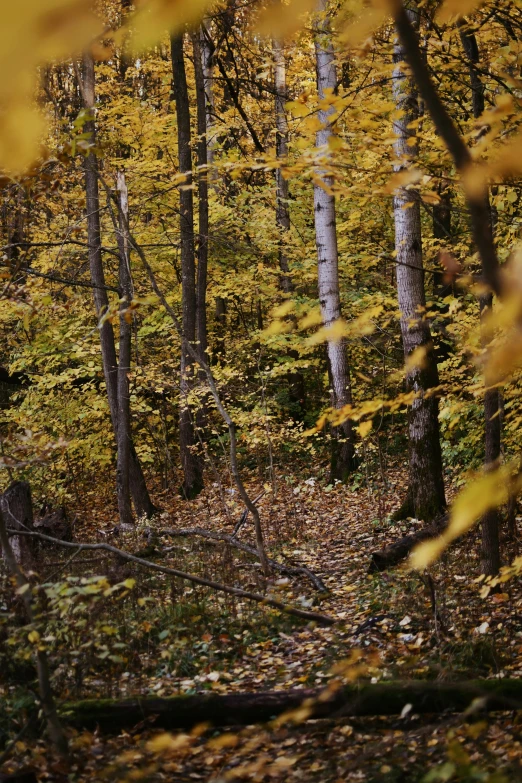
[6,528,335,626]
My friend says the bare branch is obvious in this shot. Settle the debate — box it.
[7,528,335,626]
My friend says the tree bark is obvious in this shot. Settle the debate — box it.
[0,509,68,757]
[480,294,502,576]
[313,0,356,481]
[273,36,292,295]
[171,33,204,500]
[192,32,209,360]
[61,678,522,733]
[80,52,156,521]
[0,482,35,568]
[392,9,446,522]
[459,26,501,577]
[115,171,133,528]
[199,20,217,173]
[273,34,306,418]
[391,3,501,298]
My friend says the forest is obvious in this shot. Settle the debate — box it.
[1,0,522,779]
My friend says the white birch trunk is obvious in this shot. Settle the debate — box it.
[200,20,217,172]
[313,0,355,479]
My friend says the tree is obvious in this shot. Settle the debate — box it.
[114,170,133,529]
[313,0,356,481]
[391,8,446,522]
[391,1,503,573]
[170,33,204,499]
[80,51,155,523]
[459,21,501,576]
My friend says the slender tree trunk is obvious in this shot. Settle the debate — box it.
[273,35,306,418]
[273,36,292,294]
[81,52,155,521]
[392,4,503,572]
[313,0,355,481]
[200,20,217,173]
[0,481,35,569]
[192,32,209,359]
[171,34,204,499]
[0,508,68,757]
[115,171,133,528]
[460,26,501,576]
[214,296,227,363]
[481,292,501,575]
[392,10,446,522]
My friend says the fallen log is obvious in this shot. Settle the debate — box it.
[369,515,448,572]
[60,679,522,733]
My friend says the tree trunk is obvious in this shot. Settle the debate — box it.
[192,32,209,360]
[460,27,501,577]
[81,52,156,521]
[115,171,133,528]
[273,36,292,295]
[62,678,522,734]
[199,20,216,173]
[0,481,35,568]
[480,294,502,576]
[313,0,355,481]
[392,10,446,522]
[214,296,227,363]
[0,508,68,757]
[171,34,204,499]
[273,34,306,419]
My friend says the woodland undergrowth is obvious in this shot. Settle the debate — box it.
[1,459,522,782]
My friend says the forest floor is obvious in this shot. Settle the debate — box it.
[3,461,522,781]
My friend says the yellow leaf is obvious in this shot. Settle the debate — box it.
[340,4,388,48]
[307,319,347,346]
[437,0,485,23]
[146,732,190,753]
[122,578,136,589]
[385,168,422,193]
[286,101,310,118]
[404,345,428,375]
[129,0,212,51]
[207,733,239,750]
[255,0,316,38]
[327,135,344,152]
[298,308,323,330]
[28,630,40,644]
[272,300,295,318]
[0,0,101,172]
[463,132,522,196]
[410,535,448,570]
[357,420,372,438]
[421,191,441,205]
[263,320,292,337]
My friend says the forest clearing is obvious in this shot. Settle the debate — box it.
[1,0,522,779]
